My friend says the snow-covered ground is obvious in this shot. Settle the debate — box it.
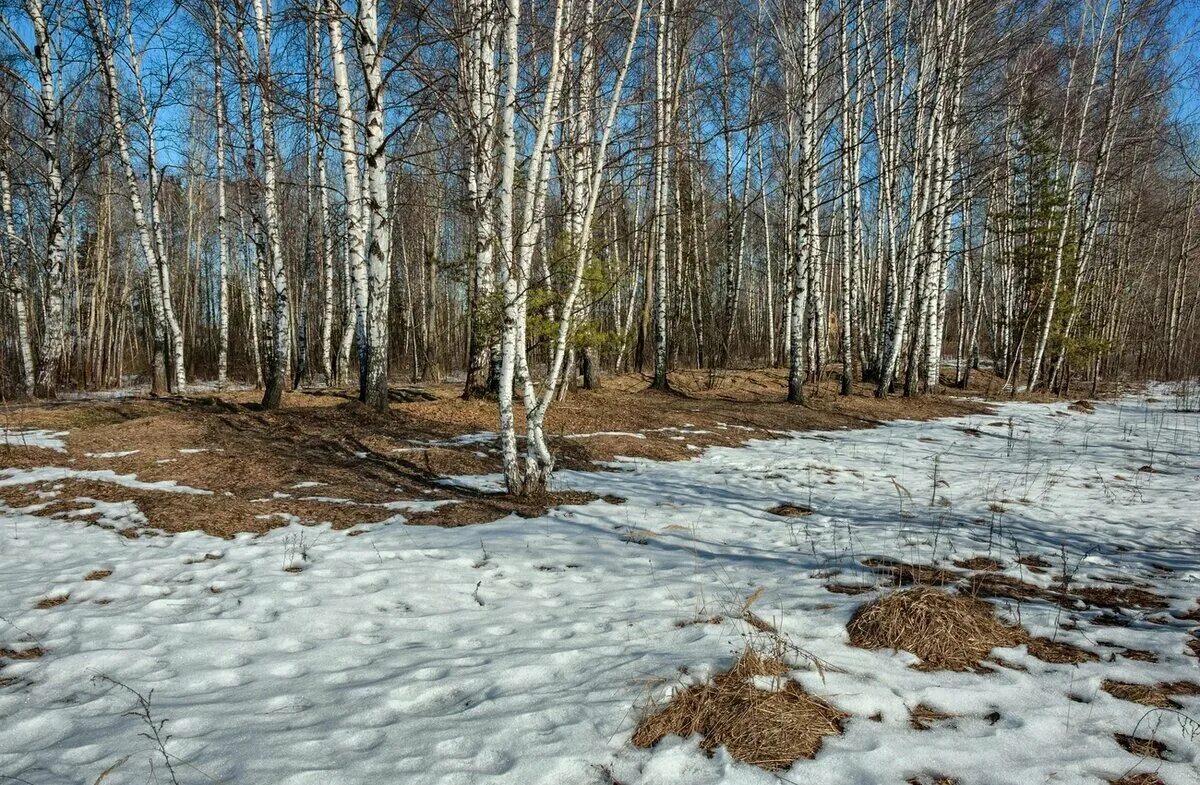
[2,390,1199,785]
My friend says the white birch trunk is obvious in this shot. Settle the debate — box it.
[0,167,35,397]
[26,0,66,397]
[249,0,291,409]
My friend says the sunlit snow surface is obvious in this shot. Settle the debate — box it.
[2,389,1199,784]
[0,428,68,452]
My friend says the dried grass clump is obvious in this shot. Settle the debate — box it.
[1114,733,1167,760]
[631,648,846,771]
[909,703,957,730]
[861,558,960,587]
[35,595,68,609]
[1017,554,1052,573]
[1110,774,1166,785]
[954,556,1003,572]
[1103,679,1200,709]
[847,587,1028,670]
[767,503,813,518]
[0,645,45,660]
[1078,586,1169,610]
[84,569,112,581]
[1026,637,1099,664]
[965,572,1065,604]
[825,583,874,596]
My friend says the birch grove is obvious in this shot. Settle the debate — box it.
[0,0,1197,491]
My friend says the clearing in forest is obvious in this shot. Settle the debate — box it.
[1,379,1198,785]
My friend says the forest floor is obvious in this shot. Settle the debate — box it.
[0,368,1009,536]
[2,371,1198,785]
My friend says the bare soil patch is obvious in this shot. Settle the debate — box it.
[632,647,846,770]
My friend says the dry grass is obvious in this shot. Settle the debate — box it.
[824,583,874,596]
[35,595,68,609]
[847,587,1029,670]
[909,703,957,730]
[965,572,1078,606]
[631,647,846,771]
[1102,679,1200,709]
[1017,555,1052,574]
[84,569,113,580]
[1,372,994,535]
[954,556,1004,572]
[1110,774,1166,785]
[0,645,45,660]
[861,558,961,588]
[1114,733,1167,760]
[1026,637,1099,664]
[1077,586,1169,611]
[767,503,813,517]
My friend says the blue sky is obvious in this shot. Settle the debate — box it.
[1168,3,1200,127]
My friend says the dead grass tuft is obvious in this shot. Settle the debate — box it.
[767,503,813,518]
[1069,400,1096,413]
[1114,733,1167,760]
[631,647,846,770]
[909,703,957,730]
[0,645,45,660]
[964,573,1066,605]
[861,558,960,587]
[1172,604,1200,622]
[1110,775,1166,785]
[1026,637,1099,664]
[1017,554,1052,573]
[954,556,1004,572]
[1077,586,1169,611]
[825,583,874,596]
[846,587,1028,670]
[35,595,68,609]
[404,491,598,528]
[84,569,113,581]
[1102,679,1200,709]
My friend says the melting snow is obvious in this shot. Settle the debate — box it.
[1,390,1199,784]
[0,429,68,452]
